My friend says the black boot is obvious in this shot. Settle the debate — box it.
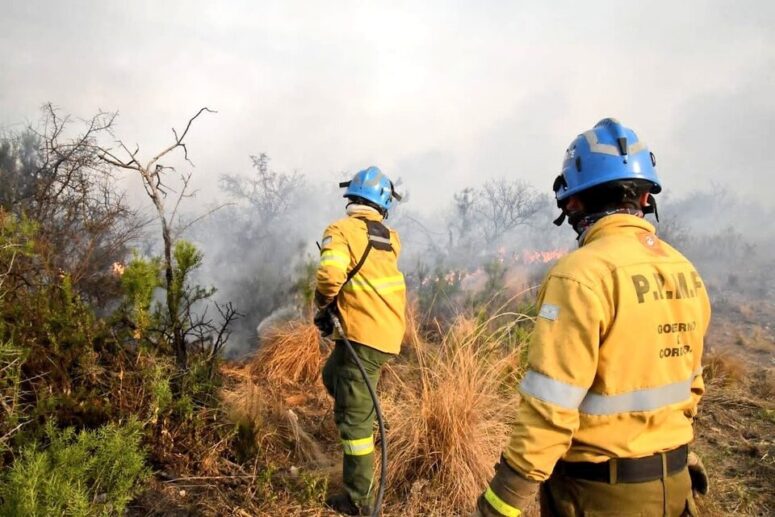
[325,493,373,516]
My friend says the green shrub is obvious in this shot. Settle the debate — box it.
[0,340,26,460]
[148,362,174,418]
[0,419,150,516]
[120,254,162,339]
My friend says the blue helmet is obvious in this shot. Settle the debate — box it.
[339,166,401,212]
[554,118,661,201]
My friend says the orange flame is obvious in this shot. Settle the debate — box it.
[521,249,567,264]
[111,262,125,277]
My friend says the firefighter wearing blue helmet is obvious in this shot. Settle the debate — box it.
[314,166,406,515]
[341,165,397,214]
[474,120,711,517]
[552,117,662,237]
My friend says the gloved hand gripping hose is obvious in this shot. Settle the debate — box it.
[331,314,387,517]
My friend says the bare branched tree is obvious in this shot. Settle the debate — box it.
[449,187,475,246]
[96,107,216,370]
[445,179,547,257]
[474,178,546,242]
[219,152,304,237]
[0,104,142,302]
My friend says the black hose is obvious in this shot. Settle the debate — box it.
[331,315,387,517]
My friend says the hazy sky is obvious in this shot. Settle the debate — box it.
[1,0,774,207]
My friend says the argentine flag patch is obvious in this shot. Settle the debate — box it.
[538,304,560,321]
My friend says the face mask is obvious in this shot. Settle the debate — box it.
[573,208,645,237]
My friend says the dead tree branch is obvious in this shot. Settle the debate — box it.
[95,107,216,371]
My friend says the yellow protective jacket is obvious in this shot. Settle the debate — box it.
[504,214,711,481]
[315,208,406,355]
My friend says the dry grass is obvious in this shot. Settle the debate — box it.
[381,316,526,515]
[693,379,775,516]
[691,346,775,516]
[221,371,332,468]
[750,368,775,400]
[222,318,336,474]
[402,298,429,357]
[143,302,775,516]
[250,320,326,386]
[124,289,775,517]
[703,349,749,387]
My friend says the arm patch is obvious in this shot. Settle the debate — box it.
[538,304,560,321]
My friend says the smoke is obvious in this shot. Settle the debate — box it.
[657,187,775,302]
[179,159,572,352]
[177,153,775,355]
[2,2,774,363]
[182,156,341,354]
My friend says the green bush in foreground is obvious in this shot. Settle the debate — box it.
[0,419,150,517]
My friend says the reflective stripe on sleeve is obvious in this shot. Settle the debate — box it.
[484,487,522,517]
[519,370,588,409]
[343,274,406,294]
[319,250,349,271]
[341,436,374,456]
[578,378,692,415]
[520,369,695,415]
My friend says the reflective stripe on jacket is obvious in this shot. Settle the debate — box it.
[315,209,406,354]
[504,214,711,481]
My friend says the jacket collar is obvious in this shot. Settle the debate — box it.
[579,214,655,247]
[346,204,384,221]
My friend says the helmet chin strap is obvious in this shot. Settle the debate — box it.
[552,175,569,227]
[643,194,659,222]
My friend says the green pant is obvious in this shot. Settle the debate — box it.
[322,340,392,507]
[540,467,699,516]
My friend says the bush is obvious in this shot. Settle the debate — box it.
[0,419,150,516]
[382,316,525,514]
[250,320,324,386]
[120,253,162,340]
[0,340,26,460]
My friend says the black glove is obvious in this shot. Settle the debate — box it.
[314,306,335,337]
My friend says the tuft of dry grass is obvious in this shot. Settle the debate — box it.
[221,377,332,469]
[750,369,775,400]
[446,315,479,347]
[381,316,526,515]
[250,320,325,386]
[703,349,748,387]
[402,298,428,357]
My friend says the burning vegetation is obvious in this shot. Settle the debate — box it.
[0,106,772,516]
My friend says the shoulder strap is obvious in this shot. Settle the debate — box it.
[342,218,392,288]
[332,240,371,313]
[363,219,394,252]
[345,241,373,286]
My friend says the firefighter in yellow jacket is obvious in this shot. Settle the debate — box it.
[475,119,711,517]
[314,166,406,516]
